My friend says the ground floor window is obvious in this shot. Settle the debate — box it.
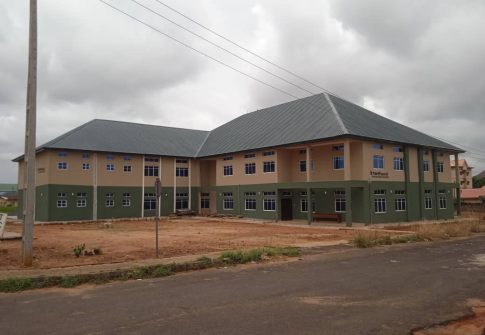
[374,198,386,213]
[395,198,406,211]
[335,198,346,213]
[439,196,447,209]
[57,199,67,208]
[176,193,189,210]
[105,199,114,207]
[263,198,276,211]
[300,198,308,212]
[223,198,234,210]
[76,199,86,208]
[425,197,433,209]
[245,198,256,210]
[144,192,156,210]
[201,198,210,209]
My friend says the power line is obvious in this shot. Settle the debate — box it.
[128,0,318,96]
[150,0,341,97]
[98,0,302,101]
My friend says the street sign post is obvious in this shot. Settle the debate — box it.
[154,178,162,258]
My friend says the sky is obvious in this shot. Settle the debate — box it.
[1,0,485,183]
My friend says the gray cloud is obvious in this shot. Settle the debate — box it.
[1,0,484,182]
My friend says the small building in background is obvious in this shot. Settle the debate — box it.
[451,159,473,189]
[0,191,18,208]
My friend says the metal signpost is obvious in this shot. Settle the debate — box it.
[154,178,162,258]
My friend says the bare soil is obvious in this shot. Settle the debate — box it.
[0,218,364,269]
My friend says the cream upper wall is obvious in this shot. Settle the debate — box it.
[408,147,419,182]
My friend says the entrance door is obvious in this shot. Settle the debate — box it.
[281,198,293,221]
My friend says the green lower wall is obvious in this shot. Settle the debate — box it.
[22,181,455,223]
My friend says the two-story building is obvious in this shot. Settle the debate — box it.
[451,159,473,189]
[15,93,463,224]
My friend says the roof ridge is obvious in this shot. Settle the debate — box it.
[93,119,209,133]
[40,119,98,149]
[195,130,212,157]
[323,93,348,134]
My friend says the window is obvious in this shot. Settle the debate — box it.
[299,149,306,154]
[176,167,189,177]
[439,195,447,209]
[223,193,234,210]
[393,157,404,171]
[82,152,90,159]
[394,190,406,195]
[282,191,292,196]
[299,160,307,172]
[145,157,159,162]
[76,199,87,208]
[301,198,308,212]
[263,151,275,156]
[123,165,132,173]
[57,162,68,170]
[58,152,68,157]
[374,198,386,213]
[245,163,256,175]
[425,197,433,210]
[424,189,432,194]
[423,160,429,172]
[392,146,403,153]
[263,198,276,211]
[223,156,233,161]
[244,153,256,159]
[57,192,66,198]
[332,145,344,152]
[105,199,114,207]
[245,192,256,196]
[106,164,115,171]
[373,155,384,169]
[77,192,87,198]
[437,162,444,173]
[201,198,210,209]
[145,166,159,177]
[122,193,131,207]
[263,161,275,173]
[395,198,406,211]
[144,199,156,210]
[223,165,233,176]
[176,193,189,210]
[106,154,114,160]
[57,200,67,208]
[333,156,344,170]
[300,191,308,196]
[245,198,256,210]
[372,144,384,150]
[123,155,131,161]
[374,189,386,195]
[263,191,276,196]
[82,163,90,170]
[176,159,188,163]
[335,191,346,213]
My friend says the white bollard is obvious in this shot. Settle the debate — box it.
[0,213,6,238]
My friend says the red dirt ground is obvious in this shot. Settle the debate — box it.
[0,218,365,269]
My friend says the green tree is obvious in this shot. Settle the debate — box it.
[472,176,485,188]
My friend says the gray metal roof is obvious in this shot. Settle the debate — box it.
[14,93,462,161]
[37,119,209,157]
[196,93,461,156]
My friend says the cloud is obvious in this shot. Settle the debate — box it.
[1,0,484,182]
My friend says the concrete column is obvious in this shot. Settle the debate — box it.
[173,159,177,213]
[454,153,461,215]
[432,150,439,219]
[141,155,145,218]
[417,148,425,220]
[344,140,351,181]
[306,187,312,224]
[404,146,410,222]
[188,159,192,210]
[365,181,372,226]
[345,185,352,227]
[306,146,311,182]
[93,153,98,220]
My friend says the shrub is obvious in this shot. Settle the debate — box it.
[73,244,86,258]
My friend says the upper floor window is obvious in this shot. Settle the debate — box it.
[373,155,384,169]
[244,153,255,159]
[222,156,232,161]
[374,189,386,195]
[176,159,188,164]
[393,157,404,171]
[176,167,189,177]
[245,163,256,175]
[106,154,114,160]
[372,144,384,150]
[57,162,68,170]
[58,152,68,157]
[437,162,444,173]
[82,163,90,171]
[423,160,429,172]
[299,149,307,154]
[144,165,159,177]
[263,151,275,156]
[145,157,159,162]
[106,164,115,171]
[392,146,403,153]
[123,165,132,173]
[333,156,344,170]
[263,161,275,173]
[263,191,276,196]
[299,160,307,172]
[223,165,233,176]
[123,155,131,161]
[82,152,90,159]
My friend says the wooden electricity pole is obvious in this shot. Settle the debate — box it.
[22,0,38,266]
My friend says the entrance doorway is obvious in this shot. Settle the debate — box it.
[281,198,293,221]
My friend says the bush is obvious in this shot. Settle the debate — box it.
[73,244,86,258]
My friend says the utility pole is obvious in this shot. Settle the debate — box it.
[22,0,38,266]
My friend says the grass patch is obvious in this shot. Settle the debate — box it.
[0,206,17,214]
[0,246,300,293]
[353,220,485,248]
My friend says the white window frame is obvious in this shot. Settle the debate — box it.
[223,197,234,210]
[122,199,131,207]
[437,162,444,173]
[263,198,276,211]
[123,165,132,173]
[335,198,346,213]
[374,198,387,214]
[393,157,404,171]
[333,156,344,170]
[263,161,275,173]
[373,155,384,169]
[200,198,210,209]
[105,199,114,208]
[82,163,90,171]
[106,164,115,172]
[439,196,447,209]
[423,160,429,172]
[245,198,257,211]
[245,163,256,175]
[425,197,433,210]
[175,167,189,177]
[223,165,233,176]
[57,199,67,208]
[77,199,87,208]
[57,162,68,170]
[299,160,306,173]
[395,198,406,211]
[300,198,308,212]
